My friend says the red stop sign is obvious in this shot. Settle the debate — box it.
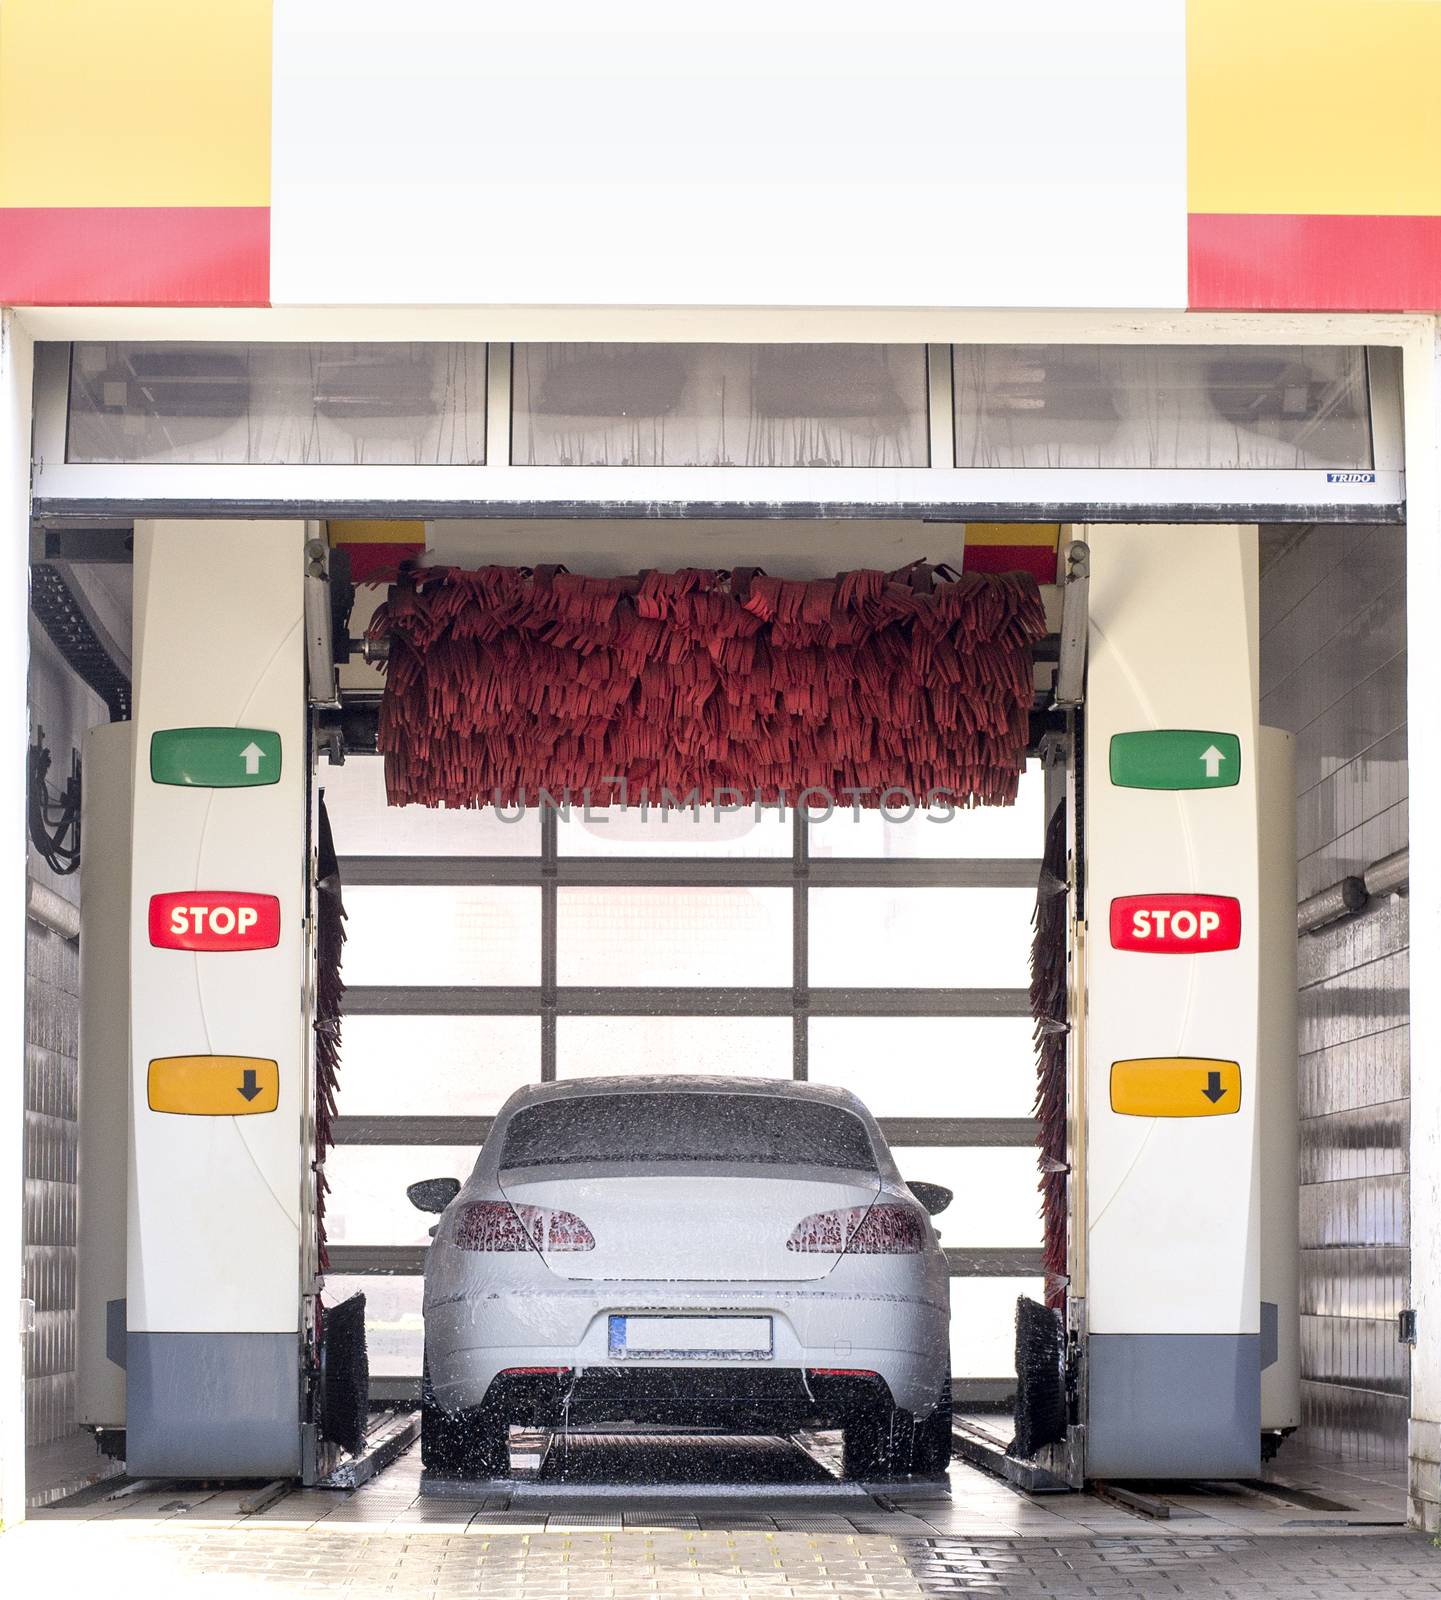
[149,891,281,951]
[1109,894,1241,953]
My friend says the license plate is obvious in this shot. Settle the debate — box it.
[608,1315,773,1360]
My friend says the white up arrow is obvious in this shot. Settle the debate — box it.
[240,741,267,776]
[1200,744,1226,779]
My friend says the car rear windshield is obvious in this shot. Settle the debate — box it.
[499,1093,877,1172]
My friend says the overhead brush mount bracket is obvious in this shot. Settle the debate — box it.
[1052,541,1090,710]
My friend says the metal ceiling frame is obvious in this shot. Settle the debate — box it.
[29,339,1407,523]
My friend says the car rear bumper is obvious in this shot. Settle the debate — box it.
[424,1275,948,1420]
[467,1364,912,1433]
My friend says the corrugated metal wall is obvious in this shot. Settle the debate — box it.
[1260,523,1409,1463]
[24,919,79,1445]
[24,626,109,1447]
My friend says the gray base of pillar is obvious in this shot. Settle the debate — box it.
[1087,1332,1260,1479]
[126,1331,301,1478]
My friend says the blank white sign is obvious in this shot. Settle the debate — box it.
[271,1,1187,309]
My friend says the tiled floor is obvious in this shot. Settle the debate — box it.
[5,1522,1440,1598]
[9,1427,1428,1598]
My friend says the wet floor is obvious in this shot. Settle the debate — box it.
[28,1421,1407,1537]
[13,1426,1427,1598]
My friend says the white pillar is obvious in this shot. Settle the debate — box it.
[126,521,307,1478]
[0,312,35,1526]
[1407,321,1441,1530]
[1082,523,1262,1479]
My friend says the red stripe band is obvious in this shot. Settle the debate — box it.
[0,206,269,307]
[963,545,1059,584]
[340,544,427,583]
[1189,212,1441,312]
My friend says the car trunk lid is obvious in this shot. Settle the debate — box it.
[498,1164,881,1281]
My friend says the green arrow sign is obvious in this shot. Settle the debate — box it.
[151,728,282,788]
[1110,730,1240,790]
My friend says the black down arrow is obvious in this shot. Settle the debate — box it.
[238,1069,263,1102]
[1201,1071,1227,1104]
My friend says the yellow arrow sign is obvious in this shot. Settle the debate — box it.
[1110,1057,1241,1118]
[148,1056,278,1116]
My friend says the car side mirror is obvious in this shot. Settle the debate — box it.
[907,1181,953,1216]
[407,1177,461,1214]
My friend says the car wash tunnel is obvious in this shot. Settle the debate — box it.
[5,9,1441,1590]
[5,327,1417,1548]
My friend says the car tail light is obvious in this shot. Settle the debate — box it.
[452,1201,532,1252]
[451,1200,595,1253]
[536,1206,596,1251]
[786,1202,926,1255]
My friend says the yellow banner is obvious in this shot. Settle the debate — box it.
[0,0,271,207]
[1188,0,1441,216]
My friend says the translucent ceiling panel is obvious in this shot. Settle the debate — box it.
[66,342,486,464]
[513,343,929,468]
[557,1016,792,1079]
[808,1017,1036,1117]
[809,887,1033,988]
[334,1015,540,1115]
[955,345,1373,470]
[807,766,1044,859]
[557,802,791,858]
[344,886,541,985]
[322,760,541,856]
[557,887,791,985]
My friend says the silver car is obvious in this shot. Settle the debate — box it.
[407,1075,954,1480]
